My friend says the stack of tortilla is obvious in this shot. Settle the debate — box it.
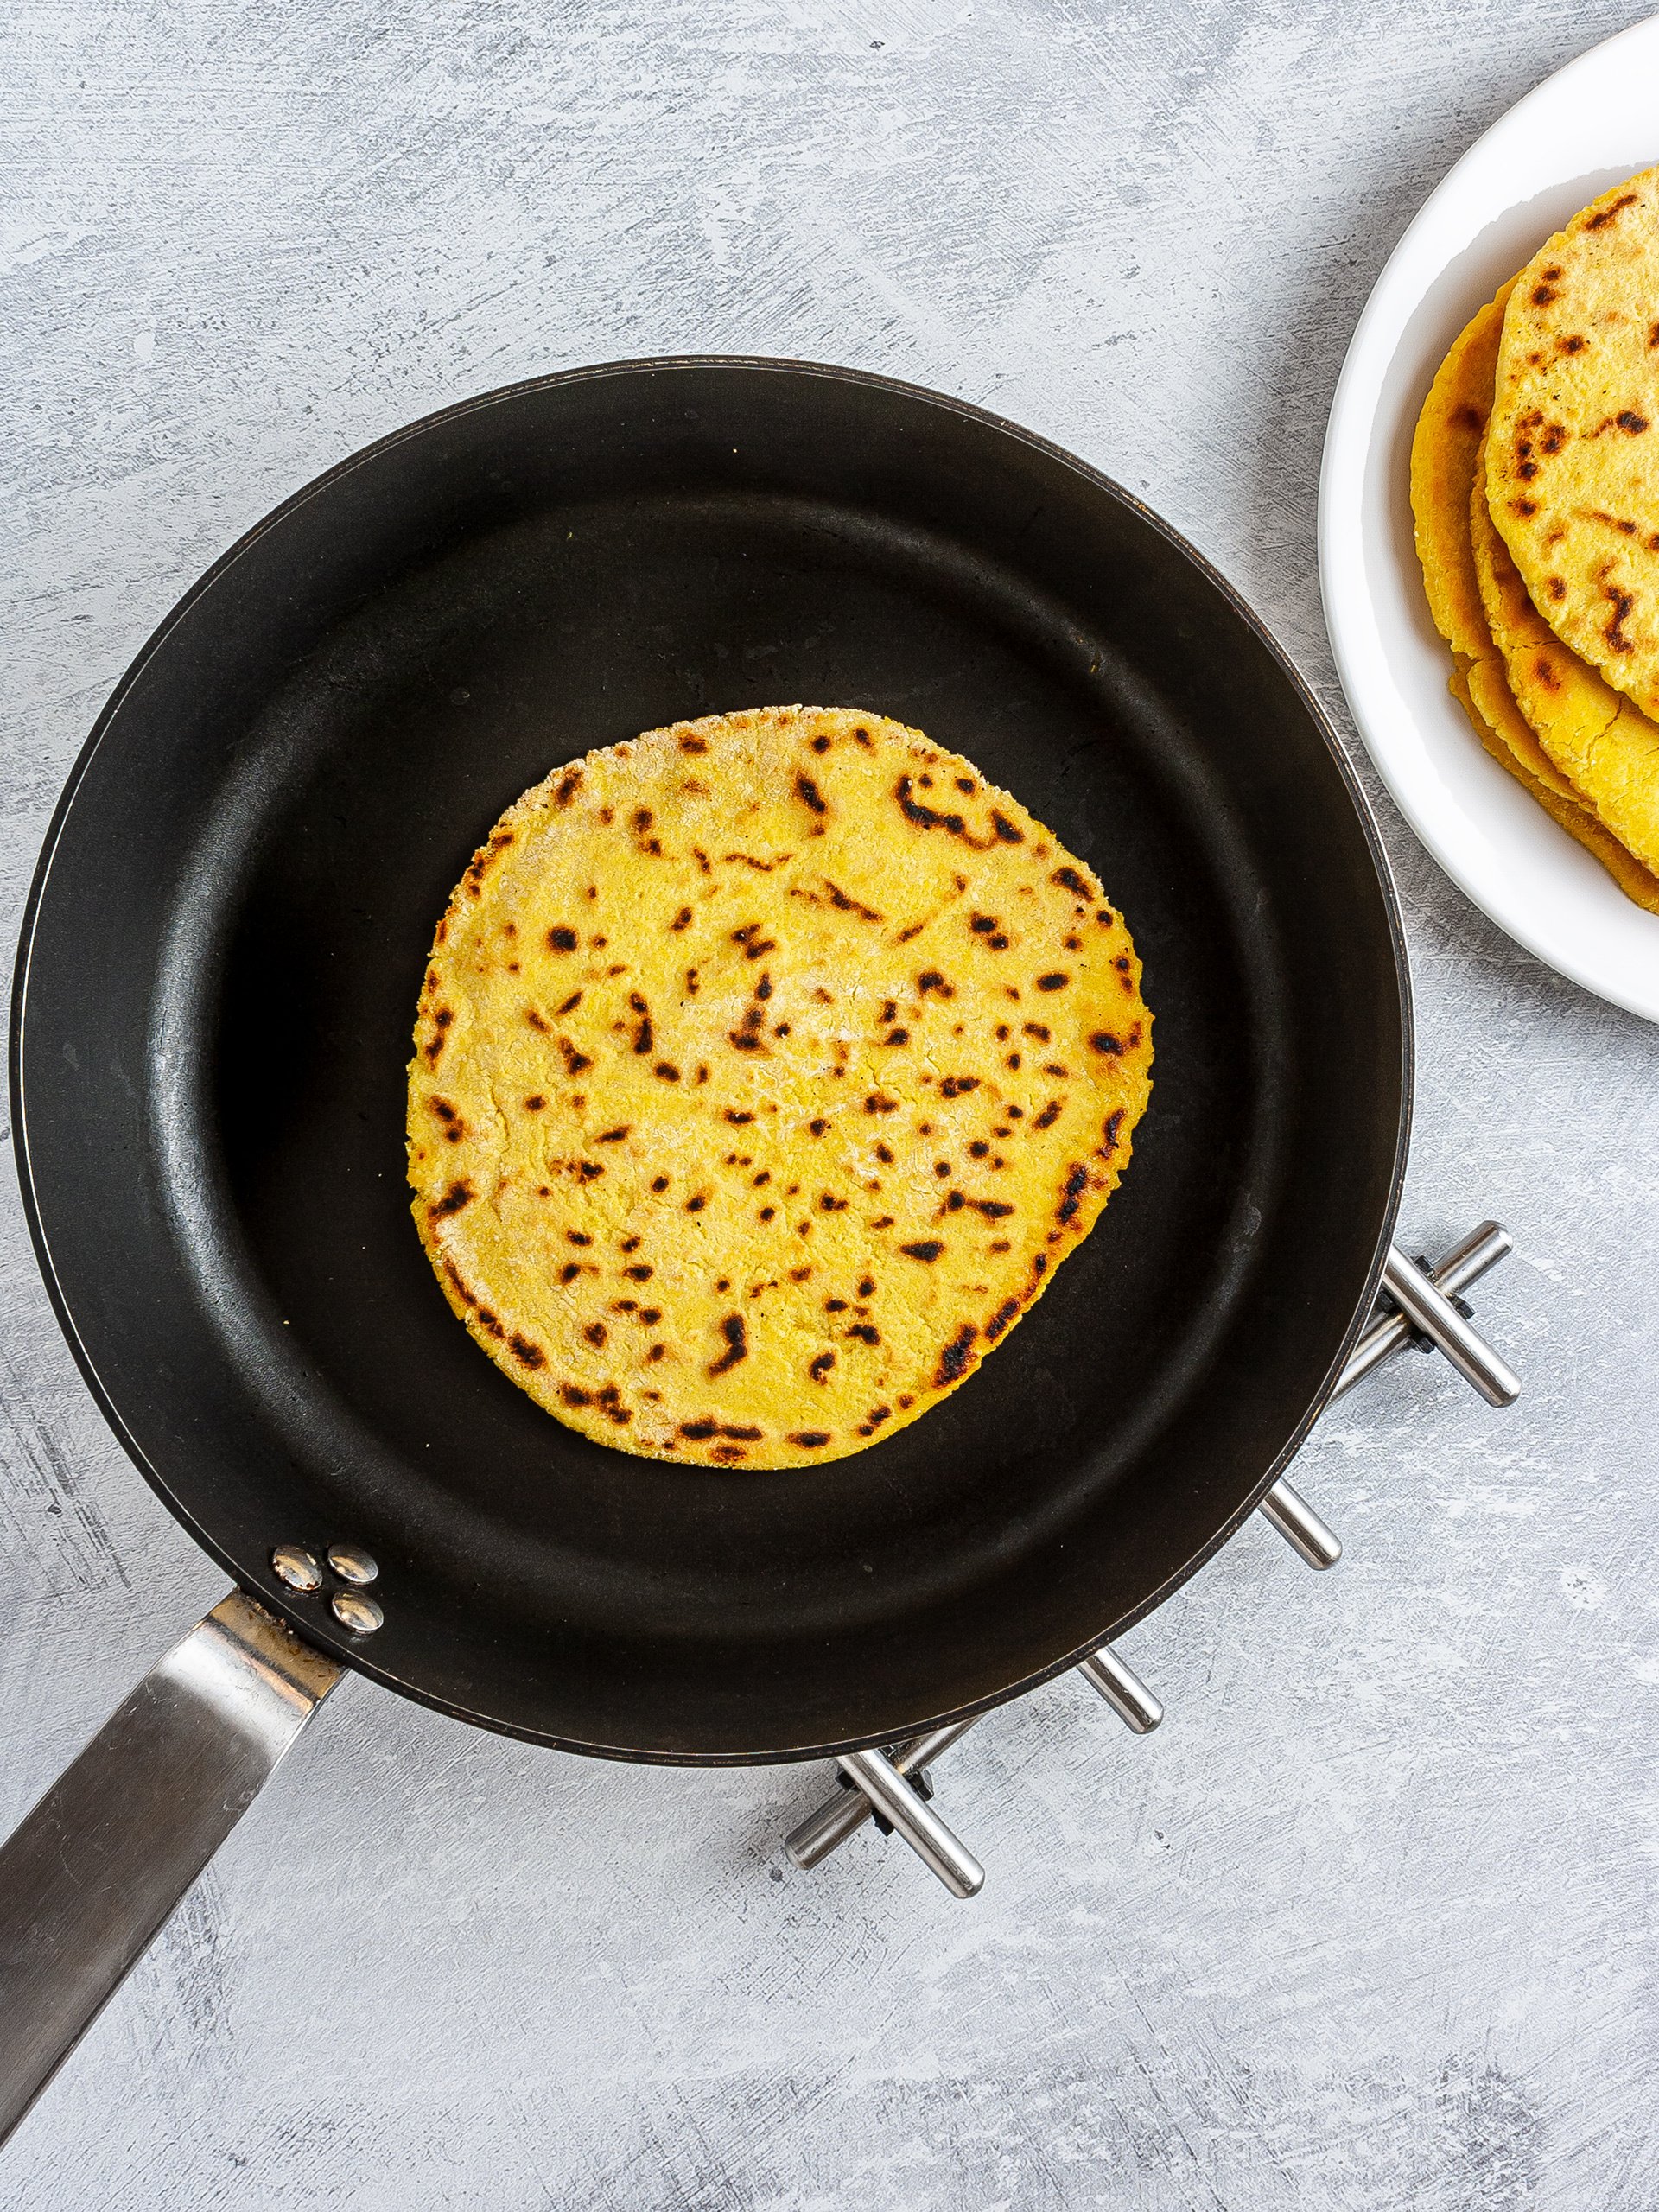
[1411,167,1659,912]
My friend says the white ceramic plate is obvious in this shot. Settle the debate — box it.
[1319,17,1659,1020]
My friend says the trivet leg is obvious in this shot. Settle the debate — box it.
[785,1718,979,1870]
[834,1750,984,1897]
[1335,1222,1511,1398]
[1076,1645,1163,1730]
[1258,1477,1342,1569]
[1381,1244,1520,1406]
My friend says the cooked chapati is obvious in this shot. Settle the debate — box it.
[1412,281,1585,805]
[1488,168,1659,720]
[1413,276,1518,664]
[1452,664,1659,915]
[1471,429,1659,875]
[407,705,1154,1469]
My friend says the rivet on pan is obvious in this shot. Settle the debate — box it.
[327,1543,378,1586]
[331,1591,384,1634]
[270,1544,322,1592]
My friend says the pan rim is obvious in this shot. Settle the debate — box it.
[10,353,1414,1764]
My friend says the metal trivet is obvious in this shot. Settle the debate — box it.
[782,1222,1520,1896]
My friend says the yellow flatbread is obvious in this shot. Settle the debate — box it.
[1412,277,1516,661]
[1471,429,1659,874]
[407,705,1153,1470]
[1410,283,1584,804]
[1451,665,1659,913]
[1488,168,1659,719]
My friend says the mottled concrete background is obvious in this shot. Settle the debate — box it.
[3,3,1658,2206]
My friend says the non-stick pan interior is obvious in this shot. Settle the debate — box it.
[15,362,1408,1758]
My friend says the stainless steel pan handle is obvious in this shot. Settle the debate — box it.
[0,1591,340,2145]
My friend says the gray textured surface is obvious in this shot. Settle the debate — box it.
[3,3,1657,2205]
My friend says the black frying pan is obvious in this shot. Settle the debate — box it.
[1,359,1408,2125]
